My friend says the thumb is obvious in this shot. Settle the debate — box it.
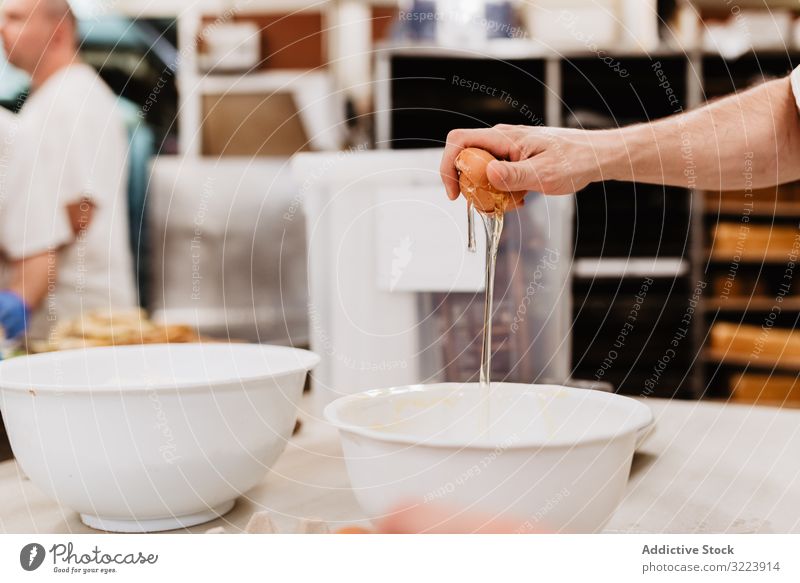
[487,159,537,192]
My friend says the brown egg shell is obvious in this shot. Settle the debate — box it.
[455,147,515,214]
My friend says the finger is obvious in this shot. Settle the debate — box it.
[378,504,522,534]
[335,526,373,534]
[487,159,543,192]
[440,127,521,200]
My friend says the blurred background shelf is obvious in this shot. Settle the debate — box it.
[703,349,800,372]
[704,298,800,312]
[706,201,800,217]
[573,258,689,279]
[375,34,800,400]
[706,253,800,263]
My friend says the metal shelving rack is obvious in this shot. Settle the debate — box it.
[698,51,800,404]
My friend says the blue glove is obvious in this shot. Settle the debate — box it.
[0,290,30,339]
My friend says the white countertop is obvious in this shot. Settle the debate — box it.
[1,397,798,534]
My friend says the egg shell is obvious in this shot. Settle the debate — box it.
[455,147,512,213]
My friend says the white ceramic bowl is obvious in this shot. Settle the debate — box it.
[0,343,319,532]
[325,383,652,533]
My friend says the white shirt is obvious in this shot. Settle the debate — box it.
[0,63,137,340]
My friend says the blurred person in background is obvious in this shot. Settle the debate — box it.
[0,0,136,345]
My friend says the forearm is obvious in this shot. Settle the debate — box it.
[597,77,800,190]
[7,251,56,309]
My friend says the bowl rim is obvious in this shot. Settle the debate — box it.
[324,382,653,450]
[0,343,320,393]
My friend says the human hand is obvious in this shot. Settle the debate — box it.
[375,504,533,534]
[441,124,618,200]
[0,290,30,339]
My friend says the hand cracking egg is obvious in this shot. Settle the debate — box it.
[455,147,525,214]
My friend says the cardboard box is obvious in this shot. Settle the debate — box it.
[201,92,310,157]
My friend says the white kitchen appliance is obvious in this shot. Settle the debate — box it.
[148,157,309,345]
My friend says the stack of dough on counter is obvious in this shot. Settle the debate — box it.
[31,308,200,353]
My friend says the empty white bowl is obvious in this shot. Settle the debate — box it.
[0,343,319,532]
[325,383,652,533]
